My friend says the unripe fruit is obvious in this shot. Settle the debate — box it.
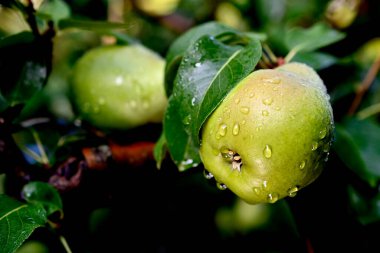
[71,44,167,130]
[199,62,334,204]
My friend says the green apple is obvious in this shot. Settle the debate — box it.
[199,62,334,204]
[71,44,167,130]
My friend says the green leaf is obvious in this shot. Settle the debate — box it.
[333,118,380,187]
[153,132,167,170]
[0,194,47,253]
[348,185,380,225]
[58,19,131,32]
[164,21,237,96]
[0,32,50,112]
[291,51,338,70]
[21,182,63,220]
[164,31,262,171]
[36,0,71,25]
[285,22,345,53]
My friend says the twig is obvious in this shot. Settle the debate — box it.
[348,56,380,115]
[59,235,73,253]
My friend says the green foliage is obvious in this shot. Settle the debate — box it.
[1,0,380,252]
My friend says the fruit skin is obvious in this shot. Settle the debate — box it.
[71,44,167,130]
[199,62,334,204]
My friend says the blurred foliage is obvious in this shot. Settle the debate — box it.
[0,0,380,253]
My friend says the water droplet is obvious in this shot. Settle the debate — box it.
[191,97,196,106]
[218,124,227,137]
[203,170,214,179]
[262,180,268,188]
[249,93,255,98]
[274,106,281,111]
[253,187,261,194]
[267,192,279,203]
[195,62,201,67]
[323,142,331,152]
[299,160,306,170]
[240,106,250,114]
[263,98,273,105]
[319,128,327,139]
[324,152,330,162]
[234,98,241,104]
[232,123,240,136]
[241,120,246,125]
[311,142,319,151]
[262,110,269,116]
[287,186,299,197]
[220,147,233,159]
[182,115,192,125]
[263,145,272,158]
[216,182,227,190]
[262,77,281,84]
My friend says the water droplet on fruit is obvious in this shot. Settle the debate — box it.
[262,110,269,116]
[299,160,306,170]
[249,92,255,98]
[287,186,299,197]
[234,98,240,104]
[323,142,331,152]
[324,152,330,162]
[182,115,192,125]
[263,145,272,158]
[263,98,273,105]
[319,128,327,139]
[263,77,281,84]
[267,192,279,203]
[218,124,227,137]
[253,187,261,194]
[241,120,246,125]
[232,123,240,136]
[240,106,250,114]
[262,180,268,188]
[216,182,227,190]
[311,142,319,151]
[203,170,214,179]
[275,106,281,111]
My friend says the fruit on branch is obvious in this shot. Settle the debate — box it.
[71,44,167,130]
[199,62,334,204]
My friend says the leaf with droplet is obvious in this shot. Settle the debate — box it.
[164,28,262,171]
[21,181,63,220]
[164,21,237,97]
[0,194,47,253]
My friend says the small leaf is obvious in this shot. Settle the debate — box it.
[348,185,380,225]
[285,22,345,53]
[58,19,131,32]
[291,51,338,70]
[36,0,71,25]
[153,132,167,170]
[21,182,63,220]
[164,31,262,171]
[0,194,47,253]
[333,118,380,187]
[164,21,237,96]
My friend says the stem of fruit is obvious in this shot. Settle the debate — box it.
[59,235,73,253]
[348,55,380,115]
